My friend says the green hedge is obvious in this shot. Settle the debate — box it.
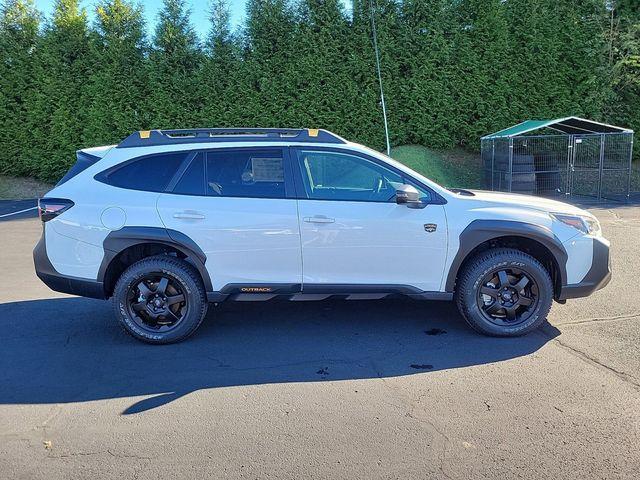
[0,0,637,182]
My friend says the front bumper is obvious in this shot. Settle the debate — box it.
[558,237,611,300]
[33,229,106,300]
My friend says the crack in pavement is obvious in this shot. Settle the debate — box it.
[606,209,623,221]
[543,329,640,390]
[370,361,454,479]
[49,449,155,460]
[406,395,454,480]
[554,313,640,327]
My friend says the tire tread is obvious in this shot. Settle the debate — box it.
[455,248,553,337]
[112,255,208,344]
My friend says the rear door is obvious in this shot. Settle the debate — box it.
[157,147,302,292]
[292,148,448,292]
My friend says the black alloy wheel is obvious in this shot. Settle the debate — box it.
[455,248,553,337]
[113,255,208,344]
[476,267,539,326]
[127,274,188,333]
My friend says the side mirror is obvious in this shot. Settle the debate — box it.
[395,184,423,208]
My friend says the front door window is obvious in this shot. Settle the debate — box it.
[296,150,431,203]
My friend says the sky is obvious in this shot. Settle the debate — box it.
[34,1,250,40]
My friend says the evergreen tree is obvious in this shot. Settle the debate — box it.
[397,0,460,148]
[369,0,404,148]
[454,0,514,144]
[242,0,297,127]
[27,0,93,180]
[0,0,40,177]
[613,21,639,138]
[348,0,400,150]
[608,0,640,147]
[500,0,608,122]
[83,0,147,146]
[288,1,354,135]
[147,0,201,129]
[198,0,246,127]
[553,0,611,119]
[502,0,559,119]
[0,0,636,179]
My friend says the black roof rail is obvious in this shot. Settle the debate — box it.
[116,128,347,148]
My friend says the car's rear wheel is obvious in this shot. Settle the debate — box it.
[455,248,553,336]
[113,255,207,344]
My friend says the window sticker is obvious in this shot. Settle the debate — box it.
[251,157,284,182]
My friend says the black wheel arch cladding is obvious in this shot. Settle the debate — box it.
[445,219,568,293]
[98,226,213,295]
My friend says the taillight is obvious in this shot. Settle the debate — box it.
[38,198,74,222]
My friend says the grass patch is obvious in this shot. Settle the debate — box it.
[391,145,483,189]
[0,176,53,200]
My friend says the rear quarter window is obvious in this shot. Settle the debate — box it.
[56,151,101,186]
[96,152,188,192]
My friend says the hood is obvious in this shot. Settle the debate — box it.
[466,190,591,216]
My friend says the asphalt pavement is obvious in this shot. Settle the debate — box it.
[0,205,638,479]
[0,199,38,221]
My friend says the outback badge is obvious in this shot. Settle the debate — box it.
[240,287,273,293]
[424,223,437,233]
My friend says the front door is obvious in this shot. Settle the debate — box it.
[157,147,302,292]
[292,148,448,292]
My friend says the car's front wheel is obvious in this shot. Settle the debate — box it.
[455,248,553,336]
[112,255,208,344]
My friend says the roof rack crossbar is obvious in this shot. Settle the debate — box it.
[116,128,346,148]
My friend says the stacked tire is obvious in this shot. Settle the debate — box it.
[496,154,536,194]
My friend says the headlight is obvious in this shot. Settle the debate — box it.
[551,213,601,236]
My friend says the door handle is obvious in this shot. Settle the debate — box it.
[304,215,335,224]
[173,211,205,220]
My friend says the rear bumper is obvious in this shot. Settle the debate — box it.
[33,230,106,300]
[558,237,611,300]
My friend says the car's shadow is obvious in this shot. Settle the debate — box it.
[0,297,559,414]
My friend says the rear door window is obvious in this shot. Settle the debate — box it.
[172,154,206,195]
[206,149,286,198]
[98,152,188,192]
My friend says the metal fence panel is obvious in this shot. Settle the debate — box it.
[602,132,634,201]
[481,131,634,202]
[632,161,640,194]
[482,137,511,192]
[603,133,632,170]
[570,135,602,200]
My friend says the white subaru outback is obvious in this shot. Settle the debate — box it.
[34,128,611,344]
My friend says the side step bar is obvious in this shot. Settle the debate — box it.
[207,287,453,303]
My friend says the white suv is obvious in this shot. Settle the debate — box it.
[34,128,611,344]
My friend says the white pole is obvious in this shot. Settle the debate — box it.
[369,0,391,156]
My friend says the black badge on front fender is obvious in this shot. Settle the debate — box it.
[424,223,437,233]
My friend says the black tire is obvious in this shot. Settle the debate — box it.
[112,255,208,344]
[455,248,553,337]
[509,174,537,194]
[495,154,537,194]
[496,154,535,173]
